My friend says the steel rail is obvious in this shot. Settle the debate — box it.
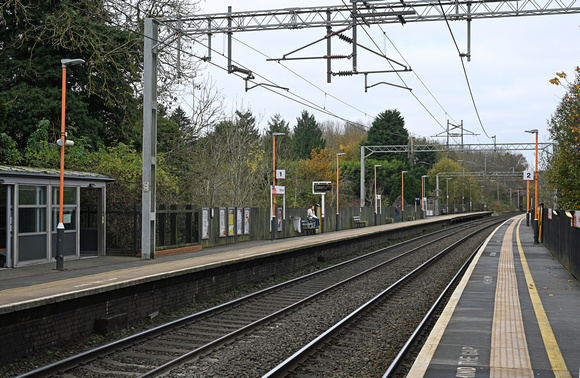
[18,218,493,378]
[263,219,501,377]
[138,219,495,377]
[382,240,485,377]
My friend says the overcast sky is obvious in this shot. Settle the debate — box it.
[180,1,579,165]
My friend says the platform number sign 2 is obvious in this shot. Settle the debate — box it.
[523,169,533,181]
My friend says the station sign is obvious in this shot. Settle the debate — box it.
[272,185,285,195]
[312,181,332,194]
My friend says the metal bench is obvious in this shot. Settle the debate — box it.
[301,219,317,235]
[352,215,367,227]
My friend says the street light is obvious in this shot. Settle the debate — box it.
[445,178,452,215]
[336,153,346,231]
[56,58,84,271]
[421,175,428,218]
[525,129,539,243]
[401,171,408,222]
[469,184,473,212]
[374,165,381,225]
[457,160,464,212]
[271,132,284,240]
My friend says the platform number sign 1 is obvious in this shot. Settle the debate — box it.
[523,169,533,181]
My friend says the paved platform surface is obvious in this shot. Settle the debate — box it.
[408,214,580,378]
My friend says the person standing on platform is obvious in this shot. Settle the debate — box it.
[307,205,319,228]
[395,204,401,222]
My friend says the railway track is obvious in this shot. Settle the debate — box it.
[264,222,492,377]
[19,215,507,377]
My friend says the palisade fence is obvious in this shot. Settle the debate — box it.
[99,203,427,257]
[104,204,200,256]
[541,209,580,281]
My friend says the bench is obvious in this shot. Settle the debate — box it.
[353,215,367,227]
[301,219,317,235]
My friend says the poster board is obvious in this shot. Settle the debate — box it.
[277,208,283,231]
[244,208,250,235]
[201,208,210,240]
[236,208,243,235]
[228,207,235,236]
[219,207,226,237]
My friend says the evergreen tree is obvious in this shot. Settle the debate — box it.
[0,0,142,153]
[170,106,192,134]
[363,109,409,162]
[293,110,326,159]
[265,114,293,161]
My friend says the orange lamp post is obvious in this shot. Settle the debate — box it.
[56,58,84,270]
[374,165,381,225]
[401,171,408,222]
[336,153,345,231]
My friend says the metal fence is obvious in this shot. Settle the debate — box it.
[541,209,580,281]
[101,203,445,256]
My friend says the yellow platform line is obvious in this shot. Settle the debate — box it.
[490,217,533,377]
[516,217,571,378]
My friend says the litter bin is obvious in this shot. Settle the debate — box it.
[292,216,301,233]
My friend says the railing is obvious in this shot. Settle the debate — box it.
[541,209,580,281]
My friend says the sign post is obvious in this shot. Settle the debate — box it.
[312,181,331,233]
[271,185,285,239]
[523,168,533,226]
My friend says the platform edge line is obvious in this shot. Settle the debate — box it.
[515,217,572,378]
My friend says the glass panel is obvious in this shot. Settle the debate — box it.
[52,207,77,231]
[0,185,6,249]
[19,234,47,261]
[19,208,47,233]
[52,187,77,205]
[19,186,47,205]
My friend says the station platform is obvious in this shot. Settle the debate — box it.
[0,212,485,312]
[408,214,580,378]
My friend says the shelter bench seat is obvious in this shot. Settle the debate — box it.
[301,220,317,235]
[352,215,367,227]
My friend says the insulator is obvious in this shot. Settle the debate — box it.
[336,71,354,76]
[338,34,353,44]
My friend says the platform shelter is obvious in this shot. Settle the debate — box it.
[0,165,113,268]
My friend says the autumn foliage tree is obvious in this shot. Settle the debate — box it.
[546,67,580,208]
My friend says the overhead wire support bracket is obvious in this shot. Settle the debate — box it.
[266,26,352,62]
[267,54,353,62]
[245,80,289,92]
[364,72,412,92]
[230,64,254,80]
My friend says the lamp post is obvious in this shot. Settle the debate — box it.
[401,171,408,222]
[374,165,381,225]
[271,132,284,240]
[336,153,345,231]
[56,58,84,270]
[421,175,428,219]
[445,178,451,215]
[469,184,473,212]
[457,160,464,212]
[525,129,539,243]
